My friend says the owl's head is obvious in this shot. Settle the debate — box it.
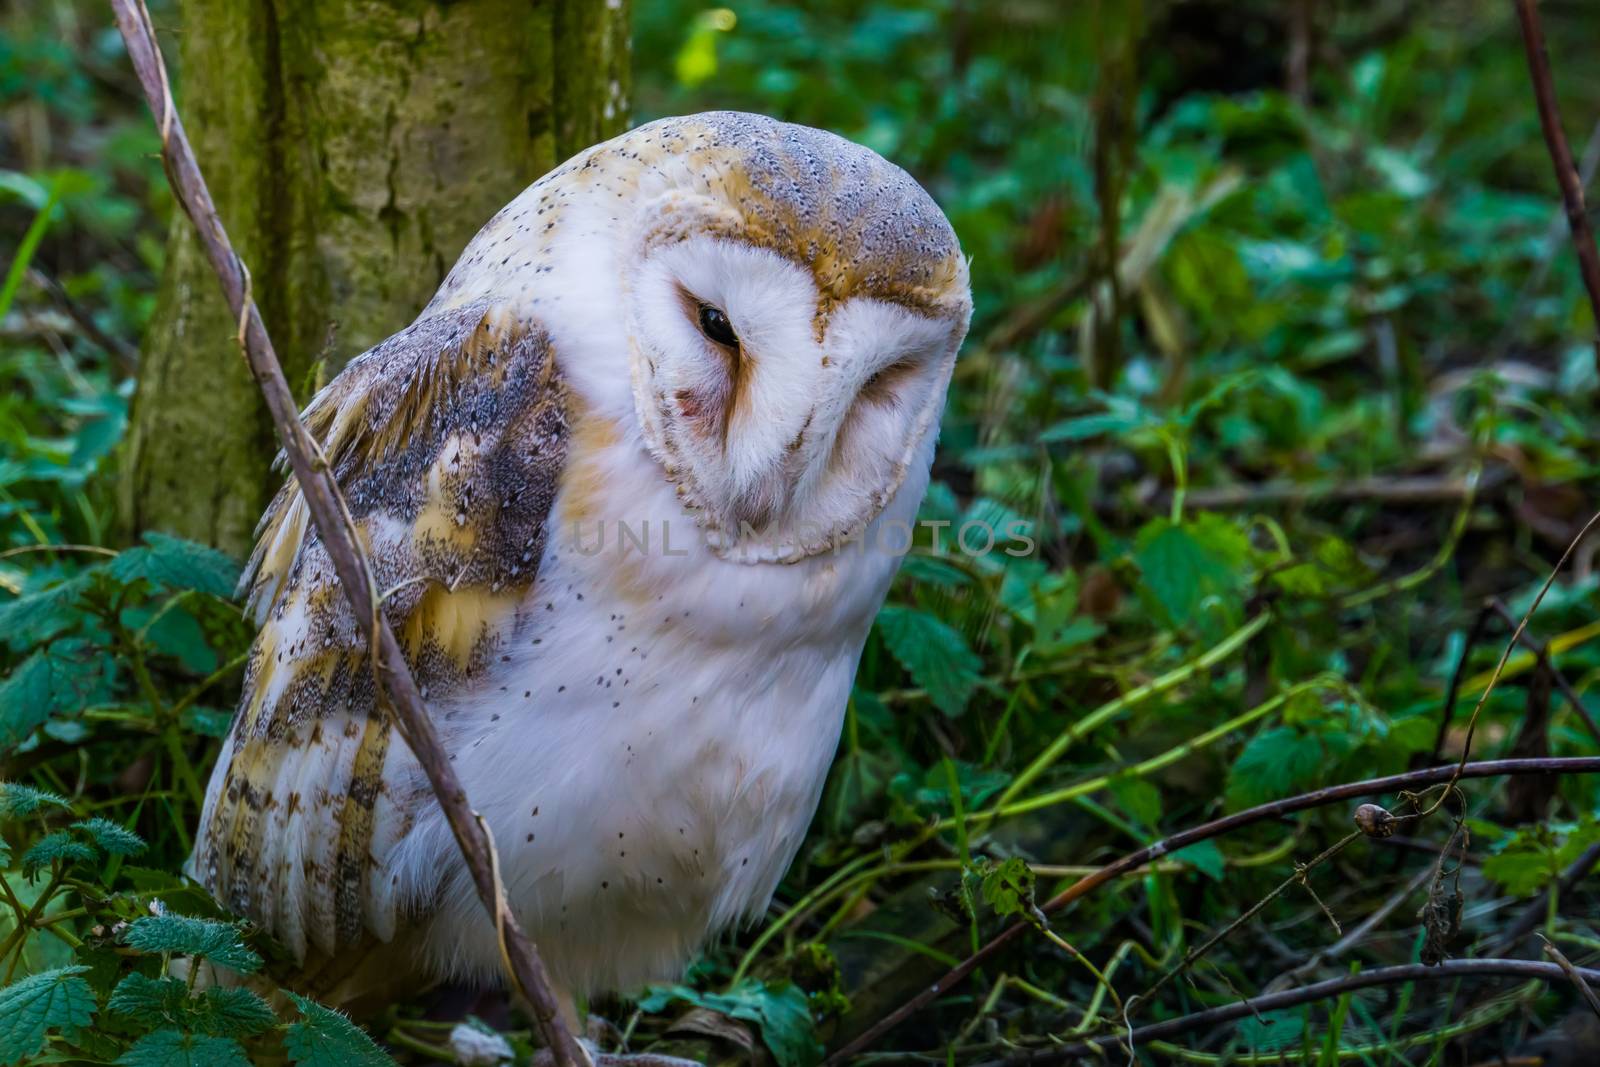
[435,112,972,563]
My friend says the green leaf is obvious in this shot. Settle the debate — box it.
[1173,839,1226,881]
[283,993,398,1067]
[193,987,277,1038]
[0,642,116,753]
[108,974,188,1027]
[0,966,96,1065]
[1108,778,1162,830]
[122,916,261,974]
[1135,514,1250,630]
[0,782,69,819]
[1225,727,1325,810]
[1236,1008,1306,1051]
[73,817,147,857]
[874,605,984,716]
[21,831,98,878]
[976,856,1036,919]
[179,706,233,739]
[116,1029,251,1067]
[109,533,239,600]
[0,573,92,650]
[639,979,822,1067]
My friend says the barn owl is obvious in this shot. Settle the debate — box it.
[191,112,971,1028]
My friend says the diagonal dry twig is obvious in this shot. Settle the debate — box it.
[980,959,1600,1064]
[1513,0,1600,375]
[107,5,582,1064]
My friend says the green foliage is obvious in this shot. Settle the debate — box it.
[0,966,95,1065]
[874,605,984,716]
[639,980,823,1067]
[0,783,68,820]
[121,916,261,974]
[73,817,147,856]
[20,830,97,878]
[282,994,399,1067]
[116,1029,251,1067]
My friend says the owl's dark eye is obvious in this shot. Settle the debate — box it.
[697,304,739,348]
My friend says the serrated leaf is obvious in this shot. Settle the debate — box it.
[116,1029,251,1067]
[0,782,69,819]
[875,605,984,716]
[0,573,93,650]
[108,974,188,1027]
[193,987,276,1037]
[0,966,96,1065]
[0,642,116,753]
[22,831,98,878]
[1225,727,1325,810]
[73,817,147,857]
[977,856,1036,919]
[638,979,821,1067]
[1134,514,1250,629]
[122,916,261,974]
[284,993,397,1067]
[1174,839,1226,880]
[109,533,239,600]
[179,706,233,739]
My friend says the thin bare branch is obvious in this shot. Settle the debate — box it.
[980,959,1600,1064]
[826,757,1600,1062]
[106,4,581,1063]
[1512,0,1600,375]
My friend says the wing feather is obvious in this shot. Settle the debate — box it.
[193,301,571,963]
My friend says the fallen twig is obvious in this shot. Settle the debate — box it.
[1513,0,1600,375]
[107,4,582,1064]
[825,757,1600,1062]
[980,959,1600,1064]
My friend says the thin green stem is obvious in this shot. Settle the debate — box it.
[989,611,1273,815]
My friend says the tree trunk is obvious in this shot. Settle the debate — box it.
[124,0,630,556]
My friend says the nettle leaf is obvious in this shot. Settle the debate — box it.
[108,974,188,1027]
[875,605,984,716]
[0,641,116,752]
[1108,777,1163,830]
[192,986,277,1038]
[0,572,93,650]
[283,993,398,1067]
[122,602,218,675]
[639,979,822,1067]
[1134,514,1251,629]
[22,831,98,878]
[976,857,1036,919]
[109,533,240,600]
[1225,727,1325,810]
[1481,847,1554,897]
[122,915,261,974]
[0,781,69,819]
[179,706,234,739]
[116,1029,251,1067]
[74,817,147,857]
[0,965,96,1065]
[1174,839,1226,881]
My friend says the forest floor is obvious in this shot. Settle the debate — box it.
[5,2,1600,1065]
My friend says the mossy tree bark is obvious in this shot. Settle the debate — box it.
[125,0,630,556]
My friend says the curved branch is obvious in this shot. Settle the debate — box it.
[980,959,1600,1064]
[826,757,1600,1062]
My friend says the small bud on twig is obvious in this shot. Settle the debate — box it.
[1353,803,1396,838]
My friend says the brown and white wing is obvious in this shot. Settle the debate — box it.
[193,300,570,963]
